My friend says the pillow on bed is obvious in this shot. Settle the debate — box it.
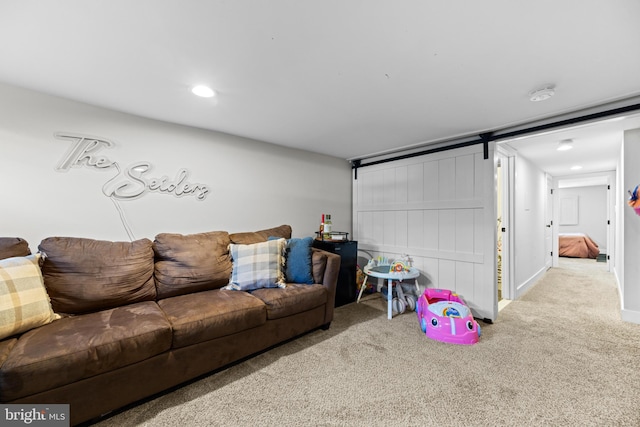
[0,254,60,340]
[225,239,286,291]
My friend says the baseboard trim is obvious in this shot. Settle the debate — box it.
[515,265,547,299]
[621,309,640,325]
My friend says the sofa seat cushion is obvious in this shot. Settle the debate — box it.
[0,301,171,401]
[250,284,327,320]
[158,290,266,349]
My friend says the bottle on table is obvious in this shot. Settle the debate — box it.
[323,214,332,239]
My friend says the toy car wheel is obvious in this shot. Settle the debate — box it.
[392,297,406,314]
[405,295,416,312]
[420,317,427,333]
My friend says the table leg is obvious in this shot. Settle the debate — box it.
[357,275,368,303]
[387,279,393,320]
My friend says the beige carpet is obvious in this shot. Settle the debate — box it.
[93,258,640,426]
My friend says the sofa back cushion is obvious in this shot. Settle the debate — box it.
[38,237,156,314]
[153,231,232,299]
[229,224,291,245]
[0,238,31,260]
[311,248,328,284]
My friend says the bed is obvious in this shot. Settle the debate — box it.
[558,233,600,259]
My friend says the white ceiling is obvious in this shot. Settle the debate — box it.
[1,1,639,176]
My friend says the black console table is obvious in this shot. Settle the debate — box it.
[312,239,357,307]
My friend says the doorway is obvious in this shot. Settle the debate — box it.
[553,174,614,272]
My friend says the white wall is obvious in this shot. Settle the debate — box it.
[557,185,607,252]
[622,128,640,322]
[513,154,548,297]
[0,83,352,250]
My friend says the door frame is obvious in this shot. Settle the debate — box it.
[545,174,553,269]
[497,146,515,301]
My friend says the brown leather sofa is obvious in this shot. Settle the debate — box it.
[0,225,340,425]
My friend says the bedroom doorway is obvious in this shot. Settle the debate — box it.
[553,173,615,272]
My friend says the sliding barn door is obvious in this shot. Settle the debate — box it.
[353,144,497,321]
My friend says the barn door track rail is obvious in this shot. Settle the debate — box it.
[351,102,640,179]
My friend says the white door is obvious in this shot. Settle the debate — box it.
[352,143,498,321]
[545,174,553,269]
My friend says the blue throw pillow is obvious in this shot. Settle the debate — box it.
[269,236,314,284]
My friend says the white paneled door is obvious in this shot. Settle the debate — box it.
[545,174,553,269]
[353,144,498,321]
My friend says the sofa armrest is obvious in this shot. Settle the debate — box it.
[311,248,341,325]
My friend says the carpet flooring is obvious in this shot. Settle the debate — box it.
[92,258,640,426]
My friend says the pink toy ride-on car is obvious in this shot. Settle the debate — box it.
[417,288,481,345]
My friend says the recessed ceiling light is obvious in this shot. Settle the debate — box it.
[529,86,555,102]
[192,85,215,98]
[570,165,583,171]
[557,139,573,151]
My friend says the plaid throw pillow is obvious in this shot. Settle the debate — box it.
[225,239,286,291]
[0,254,60,340]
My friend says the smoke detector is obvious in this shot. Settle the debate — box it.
[529,86,555,102]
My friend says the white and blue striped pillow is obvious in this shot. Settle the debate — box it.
[225,238,286,291]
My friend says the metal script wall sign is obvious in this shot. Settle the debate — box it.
[54,132,210,239]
